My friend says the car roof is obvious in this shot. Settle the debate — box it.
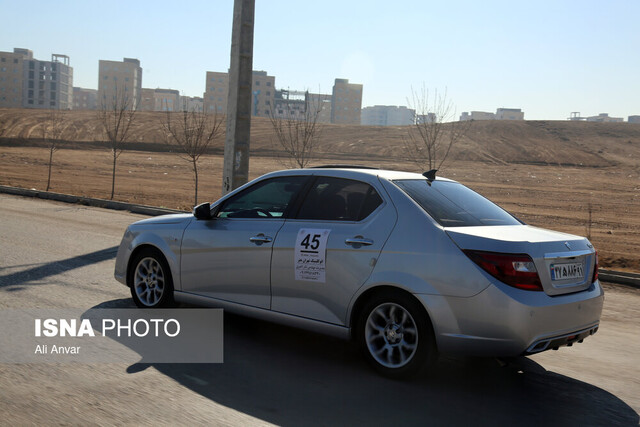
[261,167,456,183]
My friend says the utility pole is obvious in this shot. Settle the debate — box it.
[222,0,255,195]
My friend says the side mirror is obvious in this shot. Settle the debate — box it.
[193,202,213,220]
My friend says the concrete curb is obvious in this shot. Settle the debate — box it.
[1,185,638,289]
[599,270,640,289]
[0,185,185,217]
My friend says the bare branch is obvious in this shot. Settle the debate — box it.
[404,86,471,172]
[269,91,324,168]
[96,84,138,199]
[162,99,225,205]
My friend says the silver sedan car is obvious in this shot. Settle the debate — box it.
[114,167,604,378]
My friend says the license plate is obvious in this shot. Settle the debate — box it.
[550,262,584,281]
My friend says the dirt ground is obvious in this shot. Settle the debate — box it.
[0,144,638,272]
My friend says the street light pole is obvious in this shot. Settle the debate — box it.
[222,0,255,195]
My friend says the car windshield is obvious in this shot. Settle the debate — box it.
[393,179,521,227]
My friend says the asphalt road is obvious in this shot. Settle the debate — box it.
[0,194,638,426]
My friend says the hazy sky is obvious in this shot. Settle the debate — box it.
[1,0,638,120]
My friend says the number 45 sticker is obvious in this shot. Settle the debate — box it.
[295,229,331,282]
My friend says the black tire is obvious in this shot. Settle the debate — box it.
[357,290,438,379]
[128,247,175,308]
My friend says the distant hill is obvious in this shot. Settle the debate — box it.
[1,108,638,168]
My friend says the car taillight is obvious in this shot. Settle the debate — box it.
[592,250,599,283]
[463,250,543,291]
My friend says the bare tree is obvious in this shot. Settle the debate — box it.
[162,102,225,205]
[268,91,324,168]
[404,86,470,172]
[97,84,137,200]
[42,108,66,191]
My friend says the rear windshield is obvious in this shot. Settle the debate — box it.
[393,180,521,227]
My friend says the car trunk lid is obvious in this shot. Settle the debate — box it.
[445,225,597,296]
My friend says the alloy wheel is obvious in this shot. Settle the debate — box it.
[133,257,165,307]
[364,302,419,369]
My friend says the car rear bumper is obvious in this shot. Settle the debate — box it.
[524,323,599,354]
[416,280,604,357]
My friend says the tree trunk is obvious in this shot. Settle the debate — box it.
[110,150,117,200]
[193,160,199,206]
[46,147,54,191]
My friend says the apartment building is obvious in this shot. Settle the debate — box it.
[205,71,229,114]
[139,88,180,111]
[495,108,524,120]
[73,87,97,110]
[273,89,306,119]
[308,92,333,124]
[416,113,436,124]
[331,78,363,125]
[25,53,73,109]
[271,90,335,124]
[0,48,27,108]
[460,111,496,121]
[361,105,415,126]
[98,58,142,110]
[251,70,275,117]
[0,48,73,109]
[460,109,524,121]
[586,113,623,123]
[204,70,275,117]
[629,115,640,124]
[182,96,204,112]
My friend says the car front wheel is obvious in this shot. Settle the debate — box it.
[129,248,175,308]
[358,291,437,379]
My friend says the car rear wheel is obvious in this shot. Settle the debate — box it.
[358,291,437,379]
[129,248,175,308]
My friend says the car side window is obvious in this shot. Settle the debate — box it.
[217,176,307,219]
[296,177,383,221]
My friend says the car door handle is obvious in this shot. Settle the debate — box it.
[249,234,273,244]
[345,236,374,246]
